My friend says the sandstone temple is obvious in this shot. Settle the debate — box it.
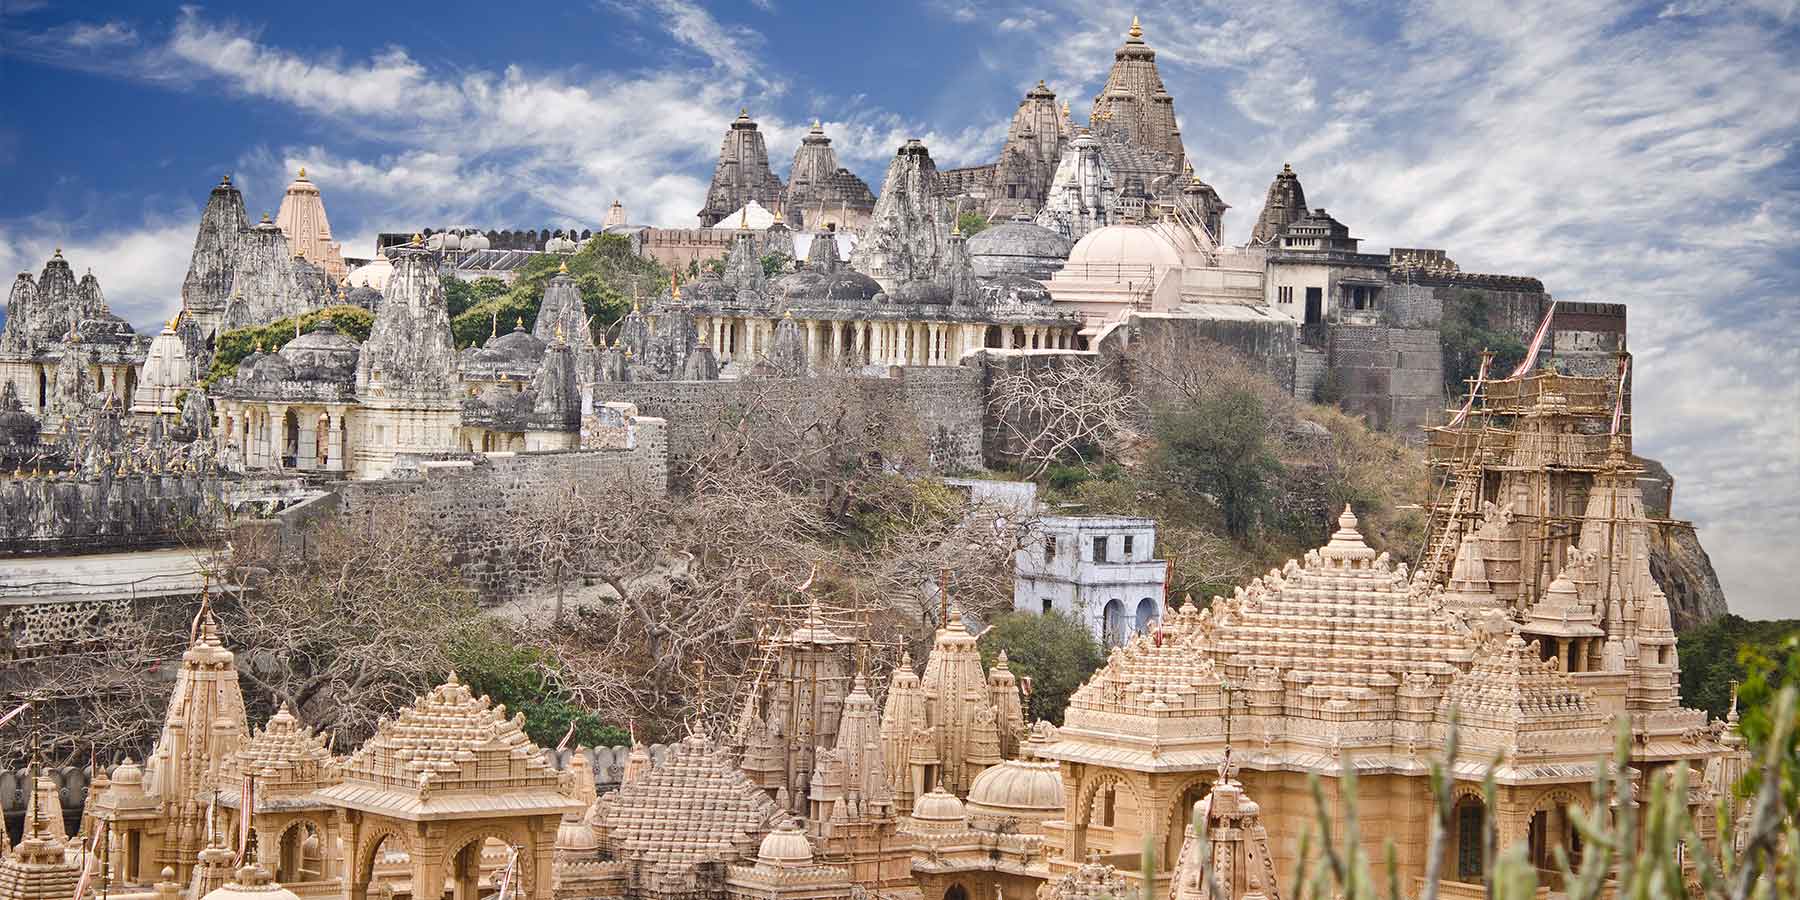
[0,14,1744,900]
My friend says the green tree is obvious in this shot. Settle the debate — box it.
[1152,388,1281,539]
[759,252,791,277]
[448,625,629,748]
[1678,614,1800,719]
[977,610,1105,725]
[448,234,657,348]
[956,211,990,236]
[443,275,508,320]
[202,304,375,387]
[1440,291,1528,395]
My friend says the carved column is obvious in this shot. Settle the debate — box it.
[326,407,346,473]
[297,410,318,470]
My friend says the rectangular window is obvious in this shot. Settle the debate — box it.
[1457,804,1484,880]
[1092,536,1107,561]
[1122,535,1135,559]
[1042,598,1053,613]
[1045,535,1057,563]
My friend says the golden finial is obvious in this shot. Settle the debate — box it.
[1129,15,1142,39]
[669,273,680,301]
[555,321,566,342]
[167,314,179,331]
[783,308,794,318]
[515,315,524,331]
[739,107,748,117]
[53,246,63,258]
[740,206,750,229]
[297,165,306,179]
[558,259,569,275]
[411,232,424,245]
[813,118,822,130]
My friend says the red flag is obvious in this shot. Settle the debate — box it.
[0,702,29,729]
[234,775,254,866]
[1447,354,1492,428]
[72,831,99,900]
[1509,299,1558,378]
[1610,356,1631,436]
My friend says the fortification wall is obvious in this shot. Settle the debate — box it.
[0,474,310,557]
[594,367,985,476]
[1327,324,1444,434]
[304,430,667,593]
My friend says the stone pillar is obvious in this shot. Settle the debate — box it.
[1001,326,1014,349]
[804,320,818,364]
[326,408,346,473]
[297,410,318,471]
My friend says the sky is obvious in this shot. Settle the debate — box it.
[1,0,1796,618]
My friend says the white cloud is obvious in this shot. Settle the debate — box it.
[64,21,136,48]
[0,220,198,330]
[948,0,1800,618]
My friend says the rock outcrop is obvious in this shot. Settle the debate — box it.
[1638,455,1730,631]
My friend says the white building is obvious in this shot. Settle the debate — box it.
[1014,514,1166,647]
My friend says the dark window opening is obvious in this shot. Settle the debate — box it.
[1092,536,1107,561]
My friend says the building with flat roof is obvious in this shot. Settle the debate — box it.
[1013,514,1165,646]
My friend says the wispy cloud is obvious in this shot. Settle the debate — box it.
[63,20,136,48]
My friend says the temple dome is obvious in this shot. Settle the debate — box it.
[478,323,547,364]
[201,867,300,900]
[909,785,968,825]
[754,822,814,868]
[1065,223,1185,272]
[968,217,1072,279]
[966,758,1063,818]
[556,812,598,853]
[277,320,361,382]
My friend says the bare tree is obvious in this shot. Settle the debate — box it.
[211,504,480,745]
[986,357,1144,476]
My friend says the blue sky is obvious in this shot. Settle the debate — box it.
[2,0,1796,618]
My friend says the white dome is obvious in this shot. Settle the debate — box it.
[967,759,1064,818]
[348,256,392,291]
[1066,224,1185,271]
[909,786,968,824]
[755,822,814,868]
[202,867,300,900]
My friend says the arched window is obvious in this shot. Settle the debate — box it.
[1136,597,1160,634]
[1103,599,1126,647]
[1453,795,1488,881]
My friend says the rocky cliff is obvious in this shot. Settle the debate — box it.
[1637,455,1730,631]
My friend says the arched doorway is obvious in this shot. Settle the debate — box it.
[352,830,412,900]
[1135,597,1160,635]
[276,820,323,884]
[1103,599,1126,647]
[944,885,970,900]
[315,413,331,468]
[282,410,299,465]
[1165,778,1211,865]
[1451,794,1489,883]
[1529,793,1584,878]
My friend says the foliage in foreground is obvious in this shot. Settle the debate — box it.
[977,611,1105,725]
[1252,679,1800,900]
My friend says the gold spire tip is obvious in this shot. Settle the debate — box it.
[558,259,569,274]
[1129,15,1143,38]
[297,165,306,179]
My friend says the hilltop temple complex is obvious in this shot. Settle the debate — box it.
[1,17,1747,900]
[0,400,1747,899]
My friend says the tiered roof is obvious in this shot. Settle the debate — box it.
[317,673,577,820]
[0,780,81,900]
[1439,635,1597,734]
[1206,508,1474,687]
[221,705,340,804]
[593,733,781,866]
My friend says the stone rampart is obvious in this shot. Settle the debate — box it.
[595,368,985,476]
[1327,324,1444,434]
[309,430,667,594]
